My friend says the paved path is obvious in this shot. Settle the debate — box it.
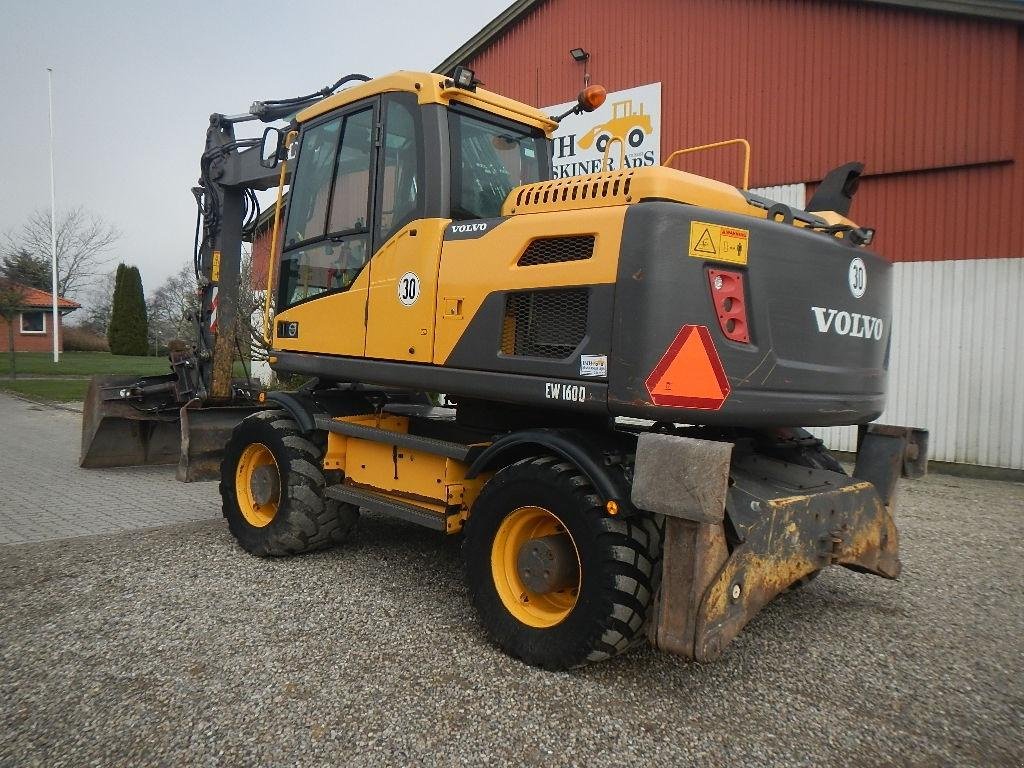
[0,392,220,544]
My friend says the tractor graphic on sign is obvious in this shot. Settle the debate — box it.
[578,99,655,152]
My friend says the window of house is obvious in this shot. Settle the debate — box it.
[449,109,546,220]
[20,311,45,334]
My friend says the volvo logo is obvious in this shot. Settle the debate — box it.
[450,222,488,234]
[811,307,884,340]
[848,257,867,298]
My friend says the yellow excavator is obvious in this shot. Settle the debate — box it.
[81,68,925,669]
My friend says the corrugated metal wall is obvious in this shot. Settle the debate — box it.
[465,0,1024,263]
[813,257,1024,469]
[750,184,805,210]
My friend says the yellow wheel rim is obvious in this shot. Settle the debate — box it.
[491,506,581,628]
[235,443,281,528]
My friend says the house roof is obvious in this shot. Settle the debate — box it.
[435,0,1024,75]
[0,279,80,310]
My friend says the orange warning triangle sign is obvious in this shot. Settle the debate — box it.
[693,228,717,254]
[645,325,730,409]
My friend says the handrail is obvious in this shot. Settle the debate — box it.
[600,135,626,172]
[662,138,751,190]
[262,130,297,346]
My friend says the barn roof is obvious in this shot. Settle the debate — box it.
[435,0,1024,76]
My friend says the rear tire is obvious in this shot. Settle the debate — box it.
[463,456,661,670]
[220,409,357,556]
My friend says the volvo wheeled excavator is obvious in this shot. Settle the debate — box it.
[80,68,926,669]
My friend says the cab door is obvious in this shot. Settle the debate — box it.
[273,98,379,357]
[364,93,443,363]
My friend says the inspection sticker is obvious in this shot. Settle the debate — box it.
[688,222,749,265]
[580,354,608,377]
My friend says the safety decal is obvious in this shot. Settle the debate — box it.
[688,222,749,265]
[848,257,867,298]
[645,325,731,410]
[579,354,608,378]
[398,272,420,307]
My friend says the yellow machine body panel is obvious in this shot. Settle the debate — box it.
[365,219,448,363]
[433,206,626,365]
[322,414,490,534]
[504,166,762,219]
[272,267,370,357]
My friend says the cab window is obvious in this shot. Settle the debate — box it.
[282,118,340,247]
[449,109,546,220]
[279,106,375,308]
[378,95,424,243]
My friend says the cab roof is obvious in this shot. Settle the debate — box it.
[296,71,558,136]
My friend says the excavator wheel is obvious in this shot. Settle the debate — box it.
[463,455,662,670]
[220,409,358,557]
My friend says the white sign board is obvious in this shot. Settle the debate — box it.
[544,82,661,178]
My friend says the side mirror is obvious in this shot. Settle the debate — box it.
[259,126,283,169]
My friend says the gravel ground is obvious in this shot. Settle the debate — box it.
[1,472,1022,767]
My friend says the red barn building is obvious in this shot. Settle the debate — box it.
[437,0,1024,472]
[0,281,79,353]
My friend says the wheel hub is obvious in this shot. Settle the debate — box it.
[491,506,582,628]
[235,442,281,528]
[516,533,578,594]
[249,464,280,506]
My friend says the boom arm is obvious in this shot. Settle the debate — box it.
[193,115,286,402]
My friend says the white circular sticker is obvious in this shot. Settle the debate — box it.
[397,272,420,306]
[848,257,867,299]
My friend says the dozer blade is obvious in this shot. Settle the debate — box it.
[632,433,903,663]
[81,375,262,482]
[80,375,182,469]
[177,402,263,482]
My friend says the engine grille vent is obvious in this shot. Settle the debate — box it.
[517,236,595,267]
[508,170,635,214]
[500,289,589,359]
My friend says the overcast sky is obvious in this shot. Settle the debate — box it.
[0,0,510,300]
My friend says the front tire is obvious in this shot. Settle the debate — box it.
[220,409,358,556]
[463,456,661,670]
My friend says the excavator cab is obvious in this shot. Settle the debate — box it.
[266,74,557,366]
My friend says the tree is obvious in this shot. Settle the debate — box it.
[107,264,148,356]
[0,281,27,379]
[76,267,119,334]
[148,262,199,346]
[146,248,269,366]
[1,249,49,291]
[1,207,120,300]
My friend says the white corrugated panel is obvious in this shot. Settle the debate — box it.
[750,184,806,209]
[812,257,1024,469]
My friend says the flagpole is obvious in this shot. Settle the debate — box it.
[47,67,59,363]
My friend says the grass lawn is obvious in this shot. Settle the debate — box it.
[5,351,173,377]
[1,352,252,403]
[0,379,89,402]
